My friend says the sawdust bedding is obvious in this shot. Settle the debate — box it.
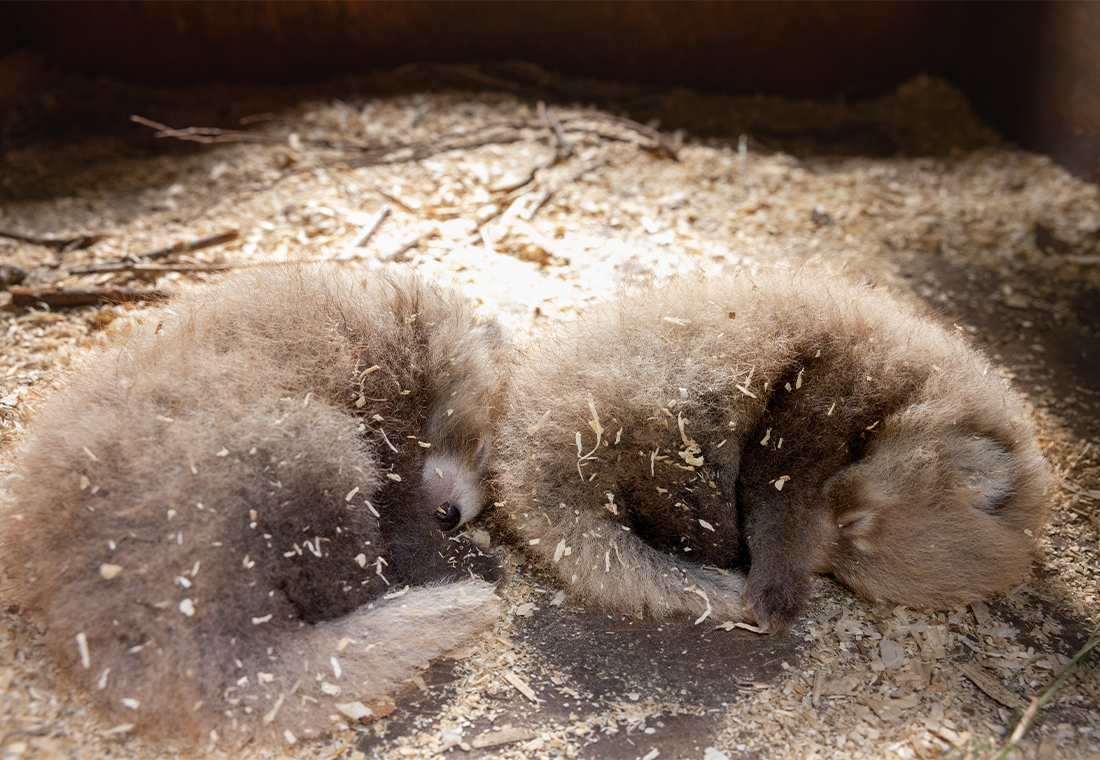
[0,68,1098,760]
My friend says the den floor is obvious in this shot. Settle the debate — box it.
[0,66,1098,760]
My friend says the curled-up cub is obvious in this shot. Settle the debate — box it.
[0,266,510,747]
[492,270,1051,631]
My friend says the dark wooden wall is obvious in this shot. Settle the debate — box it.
[1,1,1098,179]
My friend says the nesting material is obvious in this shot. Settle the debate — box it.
[1,75,1097,760]
[493,269,1051,631]
[0,266,511,746]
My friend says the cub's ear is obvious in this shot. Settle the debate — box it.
[471,320,508,349]
[946,433,1015,512]
[825,472,877,541]
[473,433,493,472]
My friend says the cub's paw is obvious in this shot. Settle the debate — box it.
[742,570,807,632]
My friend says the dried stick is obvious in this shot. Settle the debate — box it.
[8,286,168,309]
[137,229,241,262]
[0,230,107,251]
[66,263,233,276]
[379,229,439,263]
[341,132,523,170]
[341,205,392,257]
[982,621,1100,760]
[131,115,284,145]
[440,158,607,259]
[521,159,607,221]
[68,230,240,274]
[538,101,573,163]
[133,109,678,173]
[558,113,679,161]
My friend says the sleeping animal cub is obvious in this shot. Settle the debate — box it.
[492,270,1050,631]
[1,266,510,746]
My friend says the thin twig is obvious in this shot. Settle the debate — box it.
[538,101,573,164]
[341,205,392,257]
[1065,503,1100,535]
[1068,442,1093,471]
[66,263,234,276]
[133,114,382,152]
[8,286,169,309]
[0,230,107,251]
[134,110,678,172]
[135,229,241,262]
[379,230,439,263]
[68,230,240,274]
[439,158,607,259]
[982,621,1100,760]
[131,115,284,145]
[340,132,524,170]
[522,159,607,221]
[559,113,679,161]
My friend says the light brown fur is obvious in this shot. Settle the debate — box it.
[0,266,509,746]
[492,270,1051,631]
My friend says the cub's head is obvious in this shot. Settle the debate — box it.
[423,435,493,532]
[822,404,1050,610]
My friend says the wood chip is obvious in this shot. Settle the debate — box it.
[960,663,1019,708]
[75,633,90,669]
[263,694,285,724]
[335,701,374,720]
[504,671,541,702]
[471,727,537,748]
[715,621,768,634]
[879,637,905,670]
[862,695,917,724]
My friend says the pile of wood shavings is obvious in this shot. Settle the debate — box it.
[1,71,1099,760]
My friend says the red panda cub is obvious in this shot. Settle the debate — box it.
[492,270,1050,631]
[0,266,510,747]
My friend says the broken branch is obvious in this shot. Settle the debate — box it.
[131,115,283,145]
[8,286,169,309]
[538,100,573,164]
[341,204,392,257]
[68,229,240,274]
[0,230,107,251]
[558,113,679,161]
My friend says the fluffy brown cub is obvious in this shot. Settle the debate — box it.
[492,270,1050,631]
[0,266,509,747]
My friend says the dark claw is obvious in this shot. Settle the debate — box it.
[435,501,461,531]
